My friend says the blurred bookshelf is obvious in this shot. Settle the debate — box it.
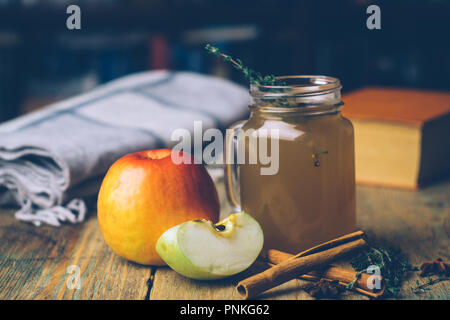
[0,0,449,122]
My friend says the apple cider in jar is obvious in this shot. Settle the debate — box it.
[225,76,356,253]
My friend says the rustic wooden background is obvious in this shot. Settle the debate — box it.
[0,175,449,300]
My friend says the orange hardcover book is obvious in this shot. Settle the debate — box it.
[342,87,450,189]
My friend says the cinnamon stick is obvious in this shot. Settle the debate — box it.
[287,231,366,258]
[266,249,385,298]
[236,234,367,299]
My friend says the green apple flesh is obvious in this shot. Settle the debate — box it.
[156,211,264,280]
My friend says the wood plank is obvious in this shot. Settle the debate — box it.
[355,182,450,300]
[150,260,368,300]
[150,178,450,300]
[0,176,448,299]
[0,208,152,300]
[150,259,317,300]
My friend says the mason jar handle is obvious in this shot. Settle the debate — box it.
[224,120,245,212]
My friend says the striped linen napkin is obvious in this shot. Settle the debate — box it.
[0,70,249,226]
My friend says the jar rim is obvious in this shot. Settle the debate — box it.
[250,75,342,96]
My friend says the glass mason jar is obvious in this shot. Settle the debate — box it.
[225,75,356,254]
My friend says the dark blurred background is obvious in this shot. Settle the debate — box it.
[0,0,449,122]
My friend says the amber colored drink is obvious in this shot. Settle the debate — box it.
[225,76,356,254]
[239,112,356,253]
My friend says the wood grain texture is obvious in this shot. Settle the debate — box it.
[150,176,449,300]
[149,260,319,300]
[356,182,450,300]
[0,176,449,300]
[0,209,152,300]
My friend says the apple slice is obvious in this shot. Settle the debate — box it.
[156,211,264,280]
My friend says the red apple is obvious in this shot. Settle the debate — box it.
[97,149,220,265]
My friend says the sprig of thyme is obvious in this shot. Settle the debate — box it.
[205,44,284,86]
[413,275,450,294]
[350,245,417,297]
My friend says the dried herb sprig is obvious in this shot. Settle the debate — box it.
[205,44,284,86]
[350,246,417,297]
[413,275,450,294]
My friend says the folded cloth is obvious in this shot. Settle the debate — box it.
[0,71,249,227]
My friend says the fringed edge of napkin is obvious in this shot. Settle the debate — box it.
[15,198,87,227]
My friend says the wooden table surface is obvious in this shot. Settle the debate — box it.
[0,176,449,300]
